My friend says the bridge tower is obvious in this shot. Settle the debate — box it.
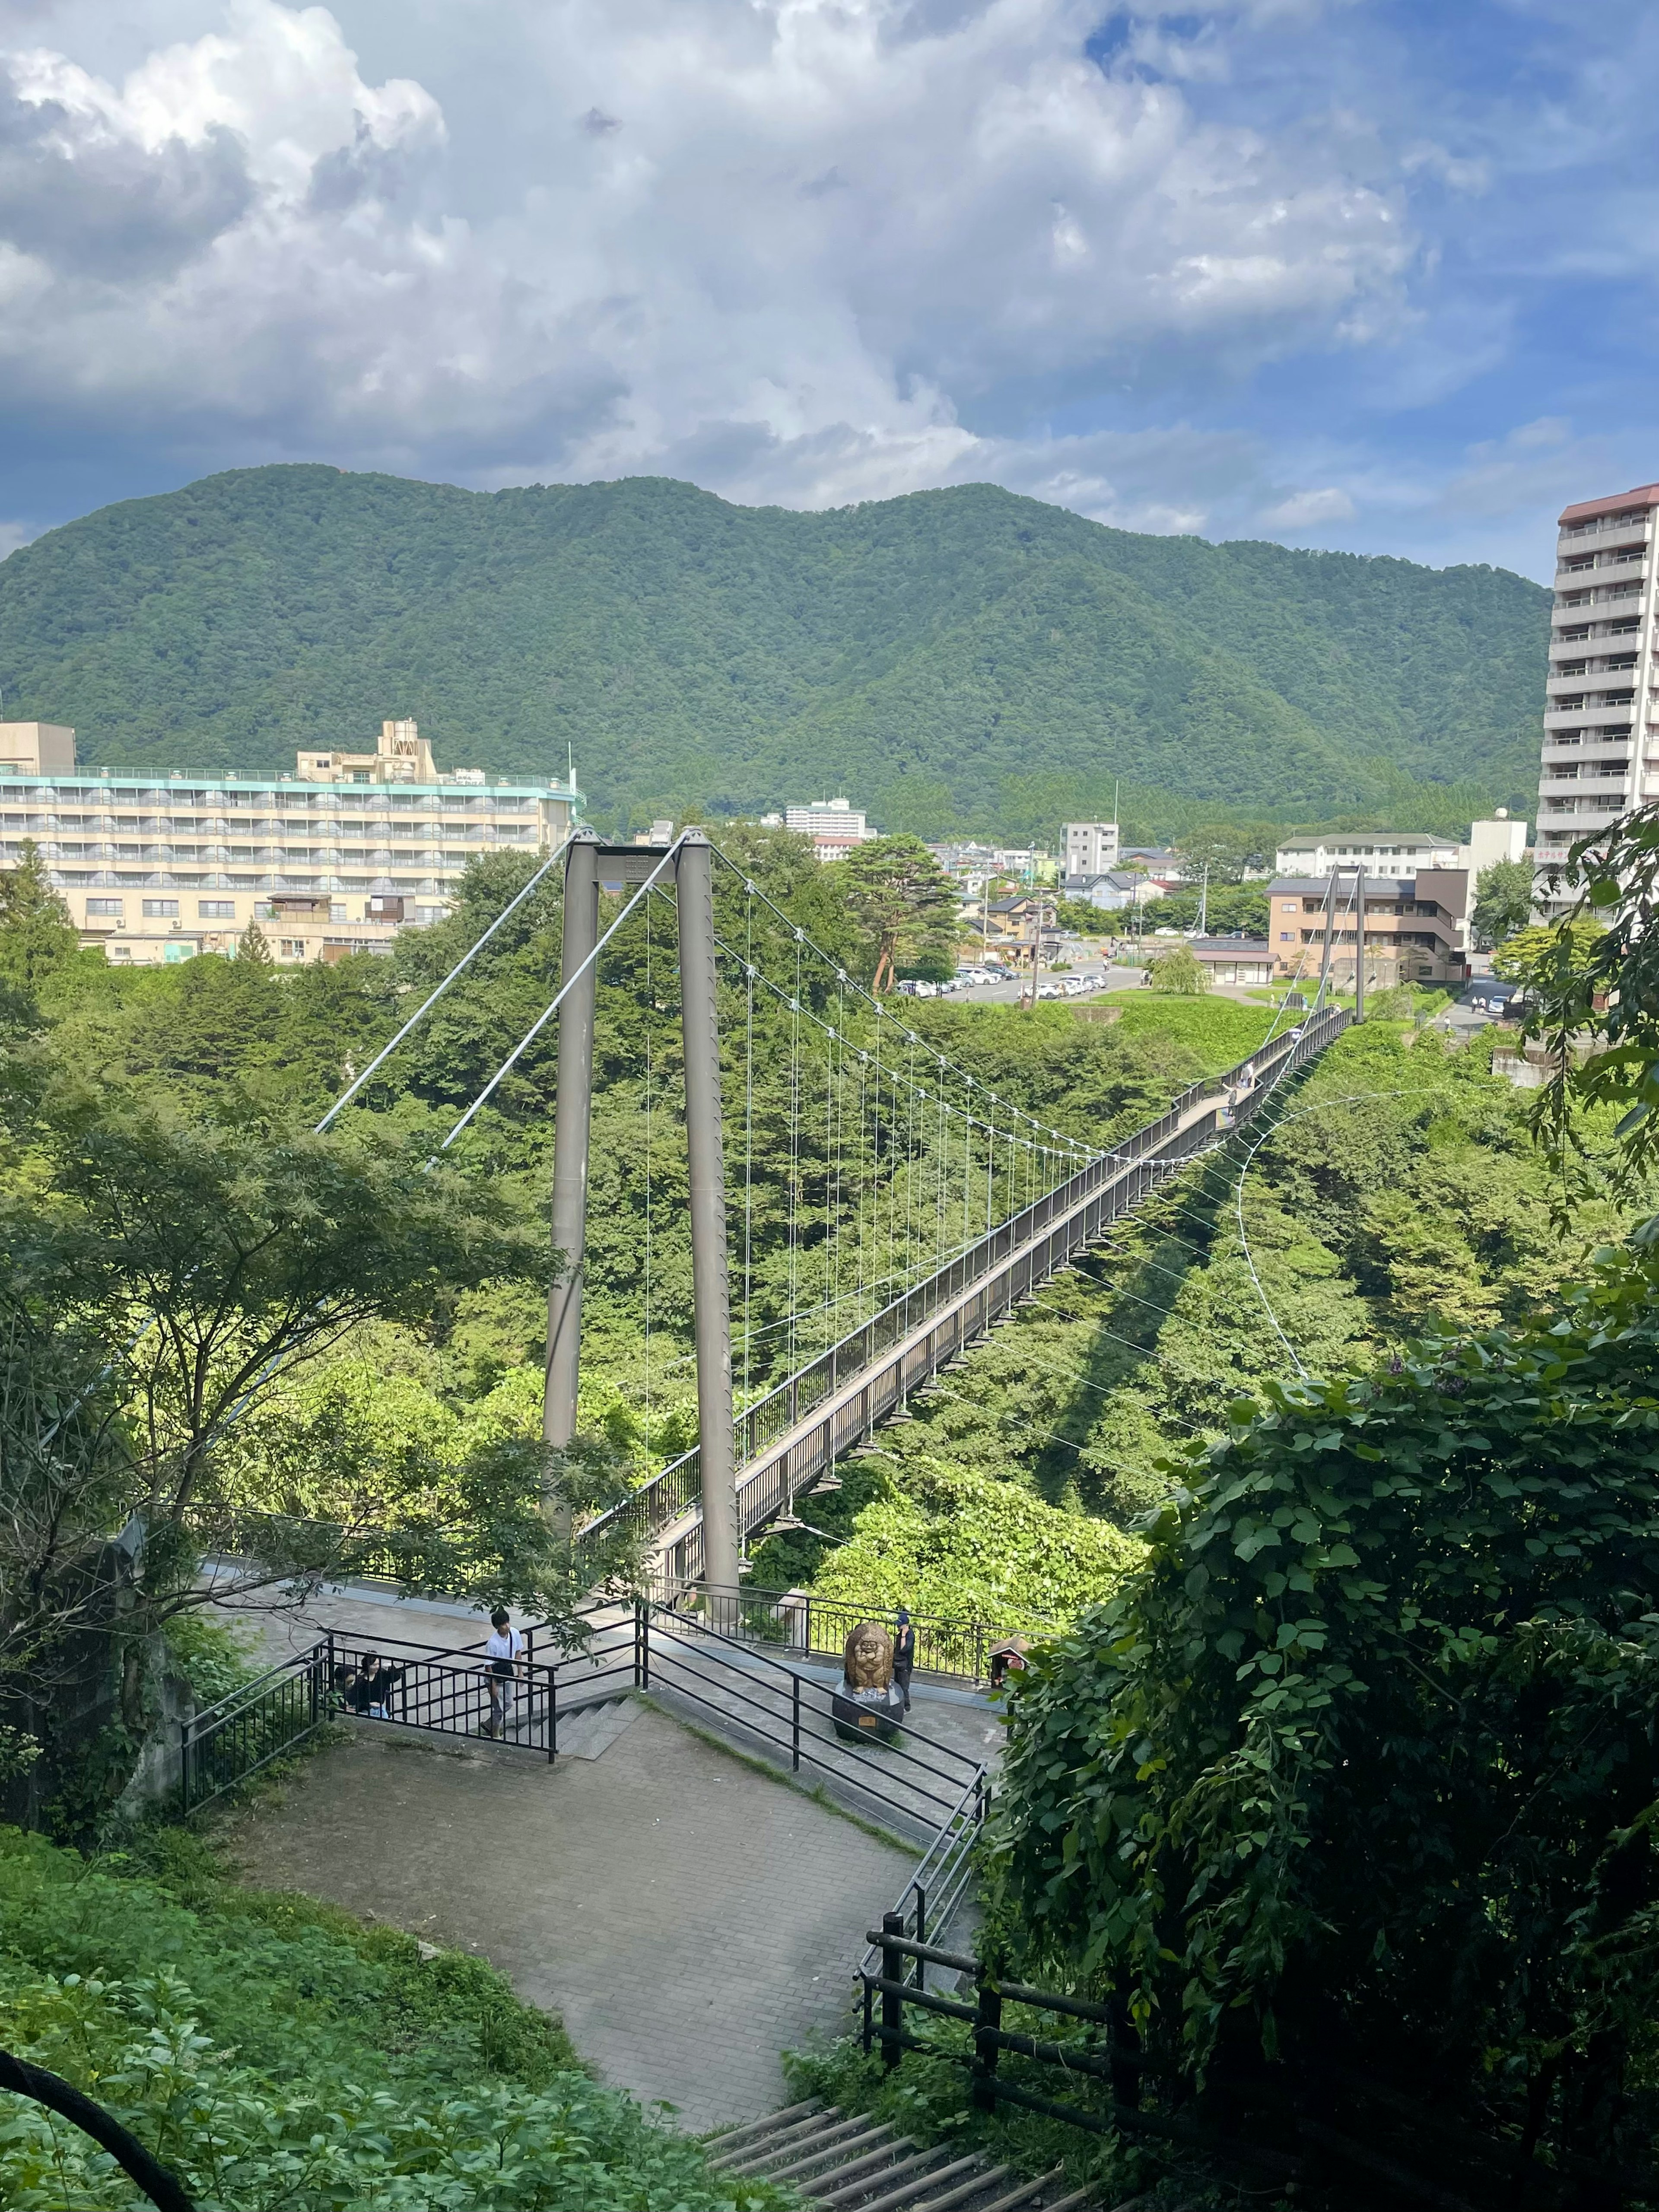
[542,830,742,1596]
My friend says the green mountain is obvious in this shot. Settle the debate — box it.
[0,465,1548,840]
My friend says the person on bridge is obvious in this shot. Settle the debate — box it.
[893,1608,916,1713]
[482,1608,524,1739]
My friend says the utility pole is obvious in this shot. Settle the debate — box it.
[676,832,742,1598]
[543,833,601,1491]
[1196,861,1209,940]
[1354,865,1367,1020]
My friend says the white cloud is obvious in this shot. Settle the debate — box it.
[0,0,1417,513]
[1264,486,1356,528]
[0,519,36,561]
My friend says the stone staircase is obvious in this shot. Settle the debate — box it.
[706,2098,1116,2212]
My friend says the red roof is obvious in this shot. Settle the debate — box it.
[1558,485,1659,525]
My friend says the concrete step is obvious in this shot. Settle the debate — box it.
[721,2104,1117,2212]
[705,2097,824,2160]
[553,1695,642,1761]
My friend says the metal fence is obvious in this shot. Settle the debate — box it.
[650,1579,1042,1684]
[179,1602,990,1853]
[180,1647,330,1815]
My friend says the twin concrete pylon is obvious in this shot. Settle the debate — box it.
[541,830,742,1596]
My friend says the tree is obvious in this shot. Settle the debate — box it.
[988,1251,1659,2188]
[833,836,960,993]
[1470,857,1535,950]
[1143,942,1209,994]
[1173,822,1280,885]
[1521,801,1659,1196]
[0,1081,562,1821]
[236,917,274,967]
[0,842,79,1003]
[1140,883,1269,937]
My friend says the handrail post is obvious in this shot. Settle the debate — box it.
[547,1664,558,1764]
[880,1910,905,2071]
[792,1675,801,1771]
[971,1973,1002,2113]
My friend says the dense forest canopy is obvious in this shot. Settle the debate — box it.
[0,467,1548,840]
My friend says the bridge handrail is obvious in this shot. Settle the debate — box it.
[578,1008,1347,1556]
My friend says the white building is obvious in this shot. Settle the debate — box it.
[1535,482,1659,915]
[1273,820,1526,884]
[0,719,579,966]
[785,795,873,860]
[1062,820,1120,878]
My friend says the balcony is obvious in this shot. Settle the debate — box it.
[1538,775,1629,801]
[1558,517,1652,555]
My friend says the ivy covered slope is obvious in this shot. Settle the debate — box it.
[0,1829,783,2212]
[0,466,1547,835]
[984,1240,1659,2183]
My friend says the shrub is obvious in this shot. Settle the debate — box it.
[0,1826,784,2211]
[987,1246,1659,2183]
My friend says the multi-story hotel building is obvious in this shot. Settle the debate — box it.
[0,718,580,964]
[1536,482,1659,913]
[783,796,874,861]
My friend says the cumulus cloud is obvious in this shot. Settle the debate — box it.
[0,0,1417,516]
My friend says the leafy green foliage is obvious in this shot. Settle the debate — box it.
[0,842,84,1017]
[0,468,1547,835]
[1171,821,1281,884]
[803,1457,1140,1629]
[1142,943,1209,994]
[832,836,961,991]
[1137,883,1269,937]
[1522,804,1659,1198]
[986,1245,1659,2177]
[1469,856,1535,950]
[0,1825,782,2210]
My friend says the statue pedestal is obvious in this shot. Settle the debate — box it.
[831,1679,907,1744]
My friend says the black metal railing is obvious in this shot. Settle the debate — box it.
[181,1600,990,1858]
[179,1647,330,1814]
[652,1579,1044,1684]
[581,1008,1348,1569]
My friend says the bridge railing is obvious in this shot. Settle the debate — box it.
[579,1007,1348,1564]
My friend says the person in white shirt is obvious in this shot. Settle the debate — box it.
[482,1607,523,1739]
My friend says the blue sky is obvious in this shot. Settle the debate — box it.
[0,0,1654,580]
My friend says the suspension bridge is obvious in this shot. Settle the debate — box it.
[380,826,1351,1595]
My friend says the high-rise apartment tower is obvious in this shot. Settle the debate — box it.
[1536,483,1659,914]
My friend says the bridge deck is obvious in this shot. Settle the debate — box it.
[629,1008,1348,1582]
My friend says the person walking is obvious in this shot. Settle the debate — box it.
[893,1607,916,1714]
[482,1607,523,1740]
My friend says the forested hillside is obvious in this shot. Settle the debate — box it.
[0,467,1548,838]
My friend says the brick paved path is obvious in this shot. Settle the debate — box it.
[223,1702,914,2129]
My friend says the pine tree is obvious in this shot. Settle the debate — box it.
[0,839,79,999]
[237,917,275,967]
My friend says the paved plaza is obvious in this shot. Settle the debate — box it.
[223,1697,917,2129]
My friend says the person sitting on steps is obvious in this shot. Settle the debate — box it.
[343,1654,401,1719]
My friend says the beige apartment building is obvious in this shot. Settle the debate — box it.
[1267,870,1473,988]
[1536,482,1659,914]
[0,719,579,965]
